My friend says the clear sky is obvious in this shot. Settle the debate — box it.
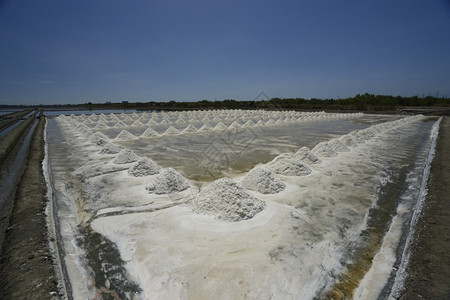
[0,0,449,105]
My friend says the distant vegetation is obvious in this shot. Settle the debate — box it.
[2,93,449,112]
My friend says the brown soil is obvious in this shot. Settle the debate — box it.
[0,111,37,164]
[0,117,60,299]
[399,116,450,299]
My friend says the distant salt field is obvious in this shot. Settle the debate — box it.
[45,110,440,299]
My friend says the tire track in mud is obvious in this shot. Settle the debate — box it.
[0,115,61,299]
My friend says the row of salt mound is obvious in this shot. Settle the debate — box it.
[311,115,424,159]
[69,110,336,123]
[145,168,190,194]
[111,117,335,141]
[87,111,360,129]
[240,147,320,194]
[189,177,267,222]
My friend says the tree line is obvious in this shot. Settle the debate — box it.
[3,93,449,111]
[101,93,450,111]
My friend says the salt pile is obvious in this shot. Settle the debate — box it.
[182,124,198,134]
[189,178,267,222]
[198,124,213,132]
[311,142,338,157]
[338,135,357,147]
[115,130,137,141]
[266,154,312,176]
[164,126,181,135]
[214,122,228,131]
[294,146,321,165]
[328,139,349,152]
[241,167,286,194]
[113,150,139,164]
[89,131,109,146]
[99,142,122,154]
[146,168,189,194]
[141,127,160,138]
[128,157,161,177]
[131,120,145,127]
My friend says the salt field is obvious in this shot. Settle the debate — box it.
[44,110,440,299]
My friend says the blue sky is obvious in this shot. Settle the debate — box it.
[0,0,449,105]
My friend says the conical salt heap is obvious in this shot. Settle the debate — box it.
[266,154,312,176]
[99,142,123,154]
[146,168,190,194]
[198,123,213,132]
[115,130,138,141]
[189,178,267,222]
[164,126,181,135]
[114,149,139,164]
[214,122,228,131]
[128,157,161,177]
[241,167,285,194]
[89,131,110,146]
[312,142,338,158]
[182,124,198,134]
[141,127,160,138]
[294,147,321,165]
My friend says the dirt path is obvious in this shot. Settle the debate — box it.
[400,116,450,299]
[0,117,60,299]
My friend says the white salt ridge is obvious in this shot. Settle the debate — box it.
[164,126,181,135]
[146,118,159,125]
[131,120,145,127]
[141,127,160,138]
[99,142,123,154]
[146,168,190,194]
[266,153,312,176]
[128,157,161,177]
[294,146,322,165]
[228,121,242,129]
[189,178,267,222]
[328,139,349,153]
[114,149,140,164]
[198,123,213,132]
[115,130,138,141]
[312,142,338,157]
[241,167,286,194]
[214,122,227,131]
[89,131,110,146]
[182,124,198,134]
[338,135,357,147]
[160,118,171,124]
[94,121,109,129]
[266,119,276,125]
[243,120,255,127]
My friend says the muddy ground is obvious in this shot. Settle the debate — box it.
[0,117,60,299]
[399,116,450,299]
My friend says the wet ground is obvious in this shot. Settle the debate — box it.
[400,116,450,299]
[0,116,60,299]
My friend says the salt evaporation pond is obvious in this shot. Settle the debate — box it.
[45,110,440,299]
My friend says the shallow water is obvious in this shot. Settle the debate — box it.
[46,111,438,299]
